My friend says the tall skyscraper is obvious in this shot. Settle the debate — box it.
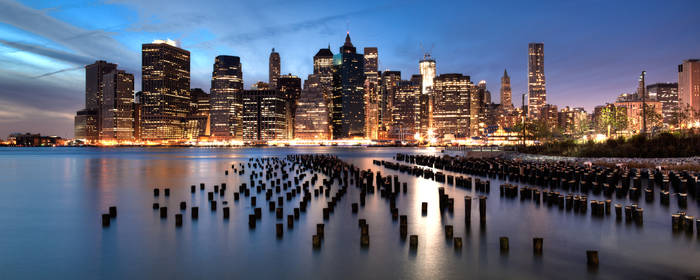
[210,55,243,139]
[433,73,471,139]
[141,40,191,140]
[678,59,700,119]
[390,79,420,140]
[528,43,546,118]
[363,47,379,139]
[331,33,366,139]
[419,54,436,135]
[295,74,329,140]
[241,89,287,141]
[500,69,513,109]
[101,69,134,140]
[313,46,334,135]
[269,48,280,89]
[189,88,210,137]
[278,74,302,139]
[379,70,401,138]
[79,60,117,140]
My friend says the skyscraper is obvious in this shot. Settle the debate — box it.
[269,48,280,89]
[210,55,243,139]
[278,74,302,139]
[189,88,210,138]
[141,40,191,140]
[80,60,117,140]
[295,74,329,140]
[500,69,513,109]
[379,70,401,138]
[433,73,471,139]
[528,43,546,118]
[331,33,366,139]
[313,46,334,135]
[419,54,436,135]
[241,89,287,141]
[390,79,420,140]
[101,69,134,140]
[363,47,379,139]
[678,59,700,119]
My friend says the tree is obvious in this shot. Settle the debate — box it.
[640,103,662,131]
[598,106,627,134]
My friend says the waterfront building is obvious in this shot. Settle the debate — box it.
[269,48,280,89]
[678,59,700,120]
[75,60,117,140]
[558,106,588,135]
[541,104,559,129]
[74,109,98,141]
[294,74,330,140]
[189,88,210,137]
[101,69,135,140]
[614,100,663,132]
[277,74,302,139]
[210,55,243,139]
[140,40,191,140]
[363,47,379,139]
[419,54,436,136]
[390,79,420,140]
[379,70,401,138]
[528,43,546,119]
[331,33,365,139]
[241,89,287,141]
[433,73,471,140]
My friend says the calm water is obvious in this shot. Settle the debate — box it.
[0,147,698,279]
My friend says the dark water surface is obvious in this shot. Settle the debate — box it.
[0,147,698,279]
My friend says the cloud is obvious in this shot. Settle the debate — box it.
[0,0,138,69]
[0,39,94,66]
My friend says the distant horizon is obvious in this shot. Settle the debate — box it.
[1,0,699,138]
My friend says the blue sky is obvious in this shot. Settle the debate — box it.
[1,0,699,138]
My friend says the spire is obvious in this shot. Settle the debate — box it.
[272,47,275,53]
[503,69,509,77]
[344,32,353,47]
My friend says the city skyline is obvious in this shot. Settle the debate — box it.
[1,0,700,138]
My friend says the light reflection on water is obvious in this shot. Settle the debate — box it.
[0,147,698,279]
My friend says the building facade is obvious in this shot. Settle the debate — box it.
[390,79,421,140]
[419,54,436,136]
[210,55,243,139]
[294,74,330,140]
[363,47,379,139]
[331,33,365,139]
[278,74,302,139]
[433,73,471,140]
[269,48,280,89]
[646,83,678,125]
[140,40,191,140]
[528,43,546,119]
[101,70,135,140]
[500,69,513,110]
[379,70,401,138]
[241,90,287,141]
[678,59,700,120]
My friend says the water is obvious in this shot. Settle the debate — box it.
[0,147,698,279]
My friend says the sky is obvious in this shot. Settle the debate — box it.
[0,0,699,138]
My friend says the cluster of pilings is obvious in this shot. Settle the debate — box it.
[671,212,698,235]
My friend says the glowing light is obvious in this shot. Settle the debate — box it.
[152,39,178,47]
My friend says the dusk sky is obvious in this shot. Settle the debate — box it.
[1,0,699,138]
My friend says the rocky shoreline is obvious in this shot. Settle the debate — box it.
[500,152,700,170]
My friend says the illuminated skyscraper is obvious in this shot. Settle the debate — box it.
[528,43,546,118]
[379,70,401,138]
[210,55,243,139]
[295,74,329,140]
[141,40,191,140]
[313,46,334,134]
[678,59,700,119]
[269,48,280,89]
[500,69,513,109]
[189,88,210,137]
[278,74,301,139]
[364,47,379,139]
[101,69,134,140]
[433,73,471,139]
[419,54,436,135]
[241,89,287,141]
[390,79,420,140]
[331,33,365,139]
[78,60,117,140]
